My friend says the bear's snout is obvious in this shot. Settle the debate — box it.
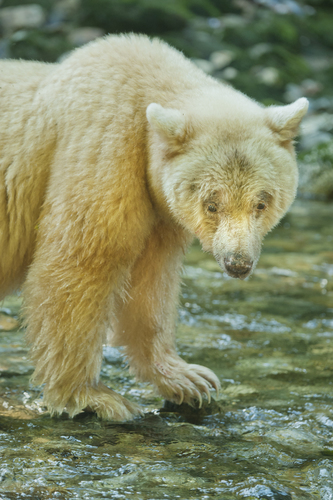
[224,253,253,280]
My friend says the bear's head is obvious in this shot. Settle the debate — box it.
[146,96,308,279]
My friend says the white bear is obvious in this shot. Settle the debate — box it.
[0,34,308,419]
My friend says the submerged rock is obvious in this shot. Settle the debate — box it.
[0,314,19,331]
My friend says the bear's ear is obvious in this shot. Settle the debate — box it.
[146,103,187,146]
[266,97,309,141]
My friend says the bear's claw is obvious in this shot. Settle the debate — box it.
[152,357,221,408]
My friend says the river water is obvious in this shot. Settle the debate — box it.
[0,199,332,499]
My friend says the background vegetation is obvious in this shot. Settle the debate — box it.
[0,0,332,198]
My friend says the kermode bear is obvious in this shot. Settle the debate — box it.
[0,34,308,420]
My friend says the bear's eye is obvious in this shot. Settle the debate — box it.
[256,202,266,210]
[207,203,217,213]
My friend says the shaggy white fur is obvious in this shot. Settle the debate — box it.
[0,34,308,419]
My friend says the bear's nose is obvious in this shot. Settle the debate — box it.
[224,253,253,279]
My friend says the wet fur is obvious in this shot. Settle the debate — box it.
[0,34,307,419]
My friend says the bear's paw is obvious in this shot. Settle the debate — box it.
[44,381,142,421]
[153,358,221,408]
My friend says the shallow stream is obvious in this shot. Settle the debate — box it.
[0,199,332,499]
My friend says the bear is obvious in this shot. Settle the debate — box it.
[0,34,308,420]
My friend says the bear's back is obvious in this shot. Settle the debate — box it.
[0,60,55,138]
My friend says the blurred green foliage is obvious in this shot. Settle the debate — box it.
[9,30,73,61]
[1,0,333,103]
[299,141,333,199]
[1,0,333,198]
[77,0,188,35]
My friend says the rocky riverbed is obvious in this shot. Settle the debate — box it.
[0,199,333,499]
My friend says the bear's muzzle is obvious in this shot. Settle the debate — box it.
[223,253,253,279]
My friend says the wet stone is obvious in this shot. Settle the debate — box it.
[0,314,19,331]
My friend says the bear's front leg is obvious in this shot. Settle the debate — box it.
[24,257,141,420]
[113,221,220,407]
[23,199,154,420]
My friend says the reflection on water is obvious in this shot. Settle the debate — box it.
[0,199,332,499]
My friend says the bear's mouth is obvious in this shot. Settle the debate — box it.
[224,266,252,280]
